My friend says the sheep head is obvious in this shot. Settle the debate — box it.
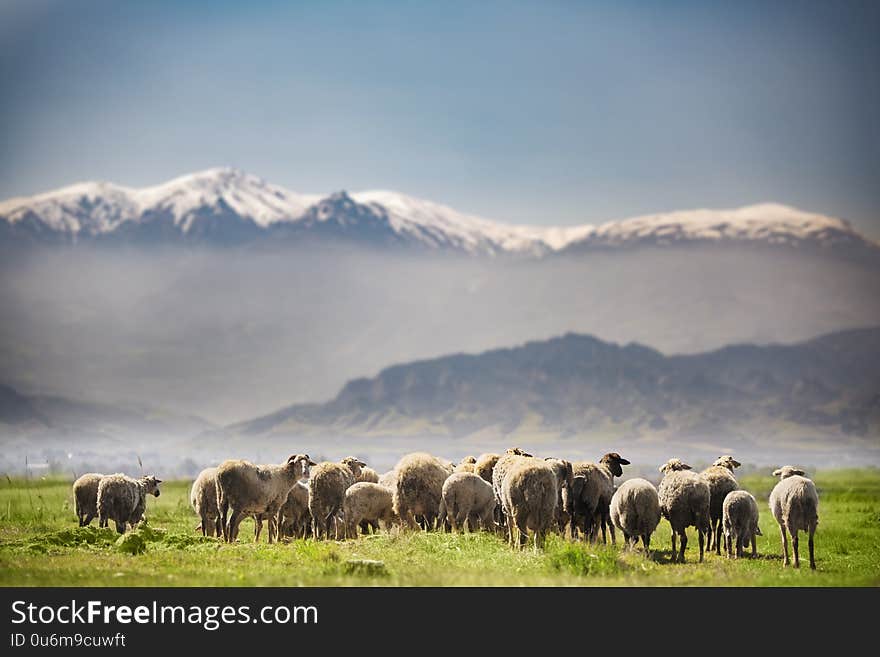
[712,455,741,471]
[772,465,806,480]
[141,475,162,497]
[341,456,367,479]
[659,458,691,474]
[505,447,532,457]
[600,453,631,477]
[287,454,316,480]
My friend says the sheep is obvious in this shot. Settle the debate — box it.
[501,459,558,550]
[544,458,573,535]
[277,481,311,539]
[658,459,711,563]
[491,447,533,530]
[308,456,366,540]
[357,467,380,484]
[609,478,661,554]
[701,455,741,554]
[97,473,162,534]
[343,482,395,538]
[216,454,314,543]
[72,473,104,527]
[722,490,762,559]
[769,466,819,569]
[474,453,500,483]
[190,467,223,537]
[392,452,449,531]
[571,453,630,544]
[378,469,397,490]
[437,472,497,533]
[454,456,477,474]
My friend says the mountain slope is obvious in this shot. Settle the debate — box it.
[1,168,875,256]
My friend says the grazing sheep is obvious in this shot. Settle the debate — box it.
[308,457,366,540]
[568,474,599,542]
[501,459,558,550]
[701,455,741,554]
[571,453,630,544]
[216,454,314,543]
[343,482,395,538]
[769,466,819,569]
[454,456,478,474]
[357,467,380,484]
[609,478,661,554]
[190,467,222,537]
[72,473,104,527]
[392,452,449,531]
[437,472,497,532]
[491,447,533,530]
[474,453,500,483]
[658,459,711,563]
[97,474,162,534]
[277,481,311,539]
[544,458,574,535]
[722,490,762,559]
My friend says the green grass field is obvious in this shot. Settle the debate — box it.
[1,469,878,586]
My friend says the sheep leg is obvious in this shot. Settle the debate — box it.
[642,533,651,556]
[680,530,688,563]
[714,521,723,555]
[779,524,789,566]
[670,530,677,563]
[791,529,800,568]
[697,527,704,563]
[808,527,816,570]
[227,509,244,542]
[750,533,757,558]
[219,498,229,542]
[254,516,263,542]
[607,514,616,545]
[114,520,125,534]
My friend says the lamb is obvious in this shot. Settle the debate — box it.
[657,458,711,563]
[190,467,222,537]
[437,472,497,532]
[392,452,449,530]
[501,459,558,550]
[357,467,380,484]
[769,466,819,569]
[454,456,478,474]
[342,482,395,538]
[491,447,533,530]
[571,453,630,544]
[277,481,311,539]
[474,453,500,483]
[216,454,314,543]
[544,458,573,535]
[609,478,661,554]
[722,490,762,559]
[97,473,162,534]
[308,456,366,540]
[72,473,104,527]
[700,455,741,554]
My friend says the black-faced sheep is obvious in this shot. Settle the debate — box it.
[722,490,762,559]
[571,453,630,544]
[72,473,104,527]
[501,459,558,550]
[658,458,711,563]
[216,454,314,543]
[701,455,741,554]
[492,447,533,532]
[97,473,162,534]
[769,466,819,569]
[342,482,395,538]
[437,472,497,533]
[392,452,449,531]
[190,467,222,537]
[609,477,661,554]
[308,456,366,540]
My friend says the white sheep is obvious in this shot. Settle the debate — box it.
[501,458,558,550]
[190,467,222,537]
[97,473,162,534]
[216,454,314,543]
[72,473,104,527]
[609,477,661,554]
[342,482,395,538]
[491,447,533,534]
[769,466,819,569]
[454,456,478,474]
[357,466,380,484]
[437,472,497,533]
[722,490,762,559]
[392,452,449,531]
[701,455,741,554]
[658,458,711,563]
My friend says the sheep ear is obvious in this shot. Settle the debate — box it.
[155,479,163,484]
[618,458,630,465]
[792,469,805,476]
[772,469,782,477]
[732,460,741,468]
[659,464,667,473]
[681,463,692,470]
[308,459,317,467]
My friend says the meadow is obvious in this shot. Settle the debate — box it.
[0,469,877,587]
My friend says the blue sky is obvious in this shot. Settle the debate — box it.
[1,0,878,236]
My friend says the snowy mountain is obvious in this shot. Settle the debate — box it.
[0,167,875,256]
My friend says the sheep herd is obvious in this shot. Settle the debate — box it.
[71,449,821,569]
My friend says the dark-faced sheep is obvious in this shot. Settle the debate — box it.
[308,456,366,540]
[501,459,558,550]
[216,454,314,543]
[609,477,661,554]
[392,452,449,531]
[701,455,741,554]
[97,474,162,534]
[72,473,104,527]
[658,458,711,563]
[571,453,630,544]
[769,466,819,569]
[190,467,222,537]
